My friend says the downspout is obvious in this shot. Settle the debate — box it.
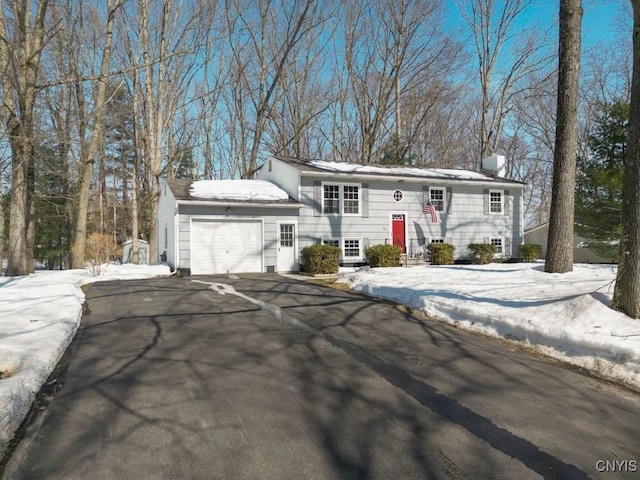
[174,204,180,274]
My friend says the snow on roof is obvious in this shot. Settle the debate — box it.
[307,160,494,181]
[189,179,290,201]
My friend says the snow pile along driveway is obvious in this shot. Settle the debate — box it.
[338,263,640,390]
[0,264,171,458]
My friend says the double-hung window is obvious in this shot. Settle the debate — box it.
[323,183,361,215]
[323,185,340,214]
[343,238,362,259]
[489,190,503,214]
[430,188,445,211]
[322,238,362,260]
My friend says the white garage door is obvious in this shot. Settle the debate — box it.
[190,219,263,275]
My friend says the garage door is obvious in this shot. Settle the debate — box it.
[190,219,263,275]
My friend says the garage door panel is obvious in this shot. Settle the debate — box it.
[190,219,263,275]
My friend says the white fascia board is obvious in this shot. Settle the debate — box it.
[176,200,303,208]
[298,170,525,188]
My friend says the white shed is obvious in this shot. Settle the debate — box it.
[122,239,150,264]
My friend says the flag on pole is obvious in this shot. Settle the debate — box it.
[423,201,441,223]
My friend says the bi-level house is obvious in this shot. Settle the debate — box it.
[157,155,525,275]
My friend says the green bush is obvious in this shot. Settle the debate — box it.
[428,243,455,265]
[365,244,402,267]
[468,243,497,264]
[300,244,341,275]
[518,244,542,262]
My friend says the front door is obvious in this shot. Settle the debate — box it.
[392,214,406,253]
[277,222,297,272]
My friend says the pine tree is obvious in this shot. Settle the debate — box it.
[575,101,627,259]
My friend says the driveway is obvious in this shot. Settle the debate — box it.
[2,274,640,480]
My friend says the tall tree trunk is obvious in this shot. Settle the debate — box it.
[0,0,49,276]
[612,0,640,318]
[545,0,582,274]
[70,0,123,268]
[0,176,4,272]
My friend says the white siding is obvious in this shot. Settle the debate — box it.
[255,157,301,200]
[176,204,300,273]
[295,176,525,260]
[157,180,177,269]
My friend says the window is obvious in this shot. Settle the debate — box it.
[393,190,404,202]
[490,237,504,255]
[164,226,168,249]
[322,239,340,248]
[323,185,340,214]
[322,183,361,215]
[430,238,445,244]
[490,190,503,213]
[430,188,445,211]
[343,185,359,214]
[280,224,294,247]
[343,239,361,258]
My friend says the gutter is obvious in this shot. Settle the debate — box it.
[176,200,304,208]
[297,169,526,188]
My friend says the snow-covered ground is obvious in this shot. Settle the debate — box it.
[0,264,171,458]
[1,261,639,460]
[337,262,640,391]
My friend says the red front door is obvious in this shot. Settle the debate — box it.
[392,214,406,253]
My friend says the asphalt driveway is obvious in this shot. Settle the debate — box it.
[2,274,640,480]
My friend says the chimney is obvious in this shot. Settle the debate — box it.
[481,154,506,178]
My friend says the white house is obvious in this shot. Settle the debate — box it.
[157,155,526,275]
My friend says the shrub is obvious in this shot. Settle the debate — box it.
[300,244,341,275]
[365,244,402,267]
[468,243,497,264]
[428,243,455,265]
[518,243,542,262]
[86,233,119,276]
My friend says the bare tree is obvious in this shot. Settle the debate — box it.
[221,0,321,177]
[612,0,640,318]
[264,18,333,159]
[69,0,124,268]
[459,0,553,166]
[545,0,582,274]
[0,0,51,275]
[121,0,214,262]
[342,0,463,163]
[0,144,9,271]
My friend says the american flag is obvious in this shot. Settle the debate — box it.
[423,201,441,223]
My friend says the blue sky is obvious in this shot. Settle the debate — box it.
[446,1,630,51]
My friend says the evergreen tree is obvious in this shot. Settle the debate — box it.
[171,146,200,179]
[575,101,627,259]
[34,144,71,270]
[379,134,415,166]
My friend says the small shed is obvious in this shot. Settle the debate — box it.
[122,239,150,264]
[524,223,615,263]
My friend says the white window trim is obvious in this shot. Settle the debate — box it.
[429,187,446,212]
[489,236,504,256]
[342,237,363,260]
[322,182,362,216]
[489,189,504,214]
[429,237,445,244]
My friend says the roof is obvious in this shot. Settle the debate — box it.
[272,156,526,186]
[164,178,302,206]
